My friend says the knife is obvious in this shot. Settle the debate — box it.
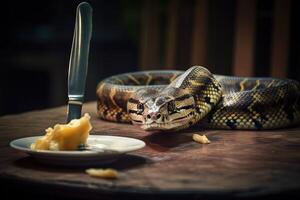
[67,2,92,122]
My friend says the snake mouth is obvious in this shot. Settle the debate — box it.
[141,112,195,131]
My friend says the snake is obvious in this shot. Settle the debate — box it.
[96,66,300,131]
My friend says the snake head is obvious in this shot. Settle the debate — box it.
[127,87,196,131]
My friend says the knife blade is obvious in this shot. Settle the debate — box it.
[67,2,92,122]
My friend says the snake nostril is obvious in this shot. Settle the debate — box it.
[147,114,151,119]
[156,114,161,119]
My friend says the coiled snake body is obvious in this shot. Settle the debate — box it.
[96,66,300,131]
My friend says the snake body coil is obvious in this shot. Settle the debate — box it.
[96,66,300,131]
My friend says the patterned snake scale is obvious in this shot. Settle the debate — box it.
[96,66,300,131]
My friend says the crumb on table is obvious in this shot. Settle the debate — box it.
[192,134,210,144]
[86,168,118,179]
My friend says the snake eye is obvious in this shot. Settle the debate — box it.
[137,103,144,114]
[168,101,176,113]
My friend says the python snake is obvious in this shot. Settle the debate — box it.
[96,66,300,131]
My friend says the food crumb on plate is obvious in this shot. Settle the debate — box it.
[192,134,210,144]
[86,168,118,179]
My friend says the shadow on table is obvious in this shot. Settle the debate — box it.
[142,128,218,152]
[13,154,149,172]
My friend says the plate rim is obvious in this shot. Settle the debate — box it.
[10,135,146,156]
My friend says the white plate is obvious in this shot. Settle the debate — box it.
[10,135,145,167]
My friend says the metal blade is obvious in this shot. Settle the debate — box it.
[67,2,92,122]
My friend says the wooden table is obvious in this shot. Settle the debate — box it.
[1,102,300,199]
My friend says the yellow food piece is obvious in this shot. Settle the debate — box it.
[30,113,92,151]
[192,133,210,144]
[86,168,118,179]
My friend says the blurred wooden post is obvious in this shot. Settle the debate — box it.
[270,0,290,78]
[165,0,179,69]
[191,0,208,66]
[139,0,160,70]
[233,0,257,76]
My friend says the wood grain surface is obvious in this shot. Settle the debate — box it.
[0,102,300,199]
